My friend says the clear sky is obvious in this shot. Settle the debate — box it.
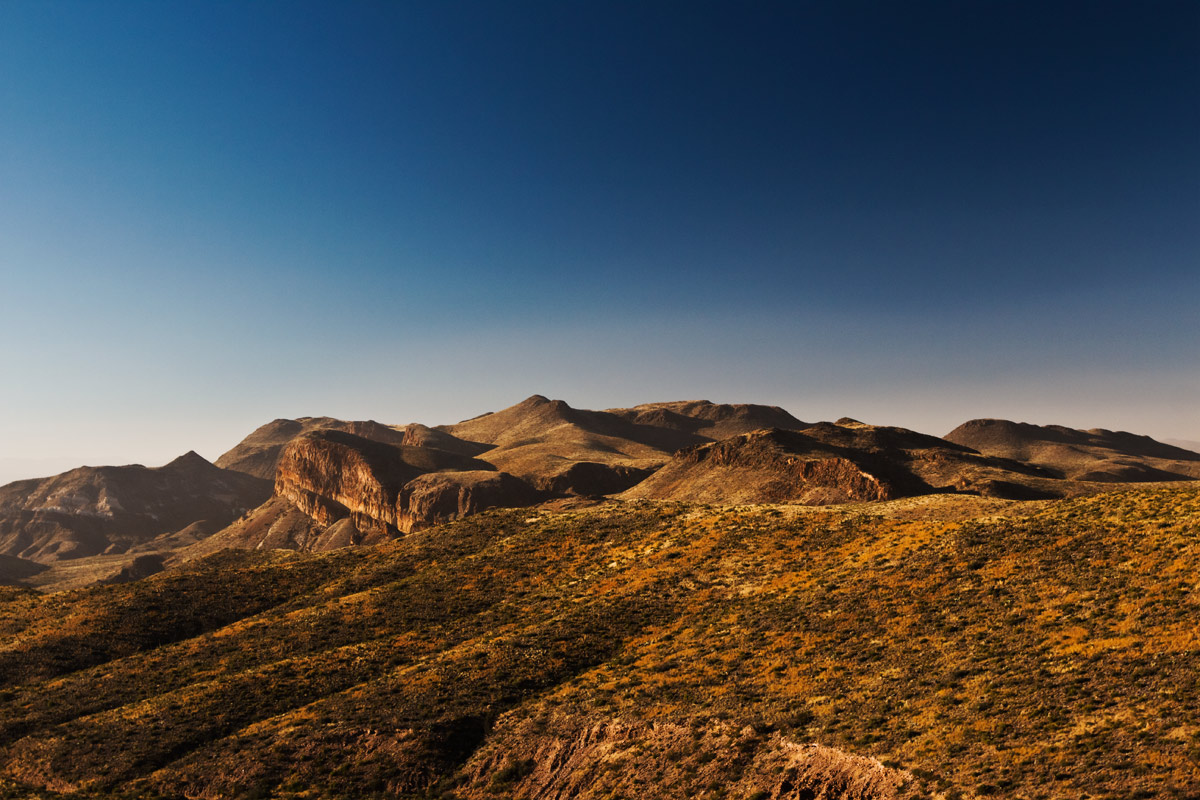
[1,0,1197,483]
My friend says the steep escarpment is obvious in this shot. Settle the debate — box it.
[274,430,498,539]
[946,418,1200,482]
[397,470,542,532]
[0,452,270,563]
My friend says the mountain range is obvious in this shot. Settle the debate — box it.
[1,395,1196,591]
[1,395,1199,798]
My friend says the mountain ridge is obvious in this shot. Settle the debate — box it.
[2,398,1195,588]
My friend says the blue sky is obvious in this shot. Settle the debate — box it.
[1,1,1197,481]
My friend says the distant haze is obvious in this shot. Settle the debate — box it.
[1,1,1196,483]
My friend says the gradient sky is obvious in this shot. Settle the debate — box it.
[1,0,1197,483]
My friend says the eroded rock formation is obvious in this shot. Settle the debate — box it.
[272,430,540,541]
[397,470,541,533]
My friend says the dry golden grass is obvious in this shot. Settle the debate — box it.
[0,484,1198,798]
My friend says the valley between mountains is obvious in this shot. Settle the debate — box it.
[1,396,1198,799]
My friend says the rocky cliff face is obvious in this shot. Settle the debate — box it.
[397,470,541,533]
[276,432,409,536]
[273,431,539,540]
[216,417,413,480]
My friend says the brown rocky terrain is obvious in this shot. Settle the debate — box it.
[396,470,541,533]
[946,418,1200,482]
[0,451,270,564]
[274,430,495,536]
[438,395,677,488]
[437,395,813,496]
[267,430,541,543]
[6,398,1198,591]
[623,420,1059,505]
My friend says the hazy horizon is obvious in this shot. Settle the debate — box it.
[2,1,1196,484]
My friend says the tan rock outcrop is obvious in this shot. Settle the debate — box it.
[396,470,541,533]
[274,430,495,538]
[273,431,537,539]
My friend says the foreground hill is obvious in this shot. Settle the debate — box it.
[946,418,1200,482]
[0,452,270,568]
[1,484,1197,798]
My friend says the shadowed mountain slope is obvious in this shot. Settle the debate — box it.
[946,418,1200,482]
[0,453,271,564]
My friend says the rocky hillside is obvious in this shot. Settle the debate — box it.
[623,420,1060,505]
[945,418,1200,482]
[0,452,270,565]
[196,431,543,553]
[1,484,1197,798]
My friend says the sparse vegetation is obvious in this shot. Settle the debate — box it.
[0,485,1197,798]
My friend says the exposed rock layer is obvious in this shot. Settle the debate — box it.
[271,430,540,541]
